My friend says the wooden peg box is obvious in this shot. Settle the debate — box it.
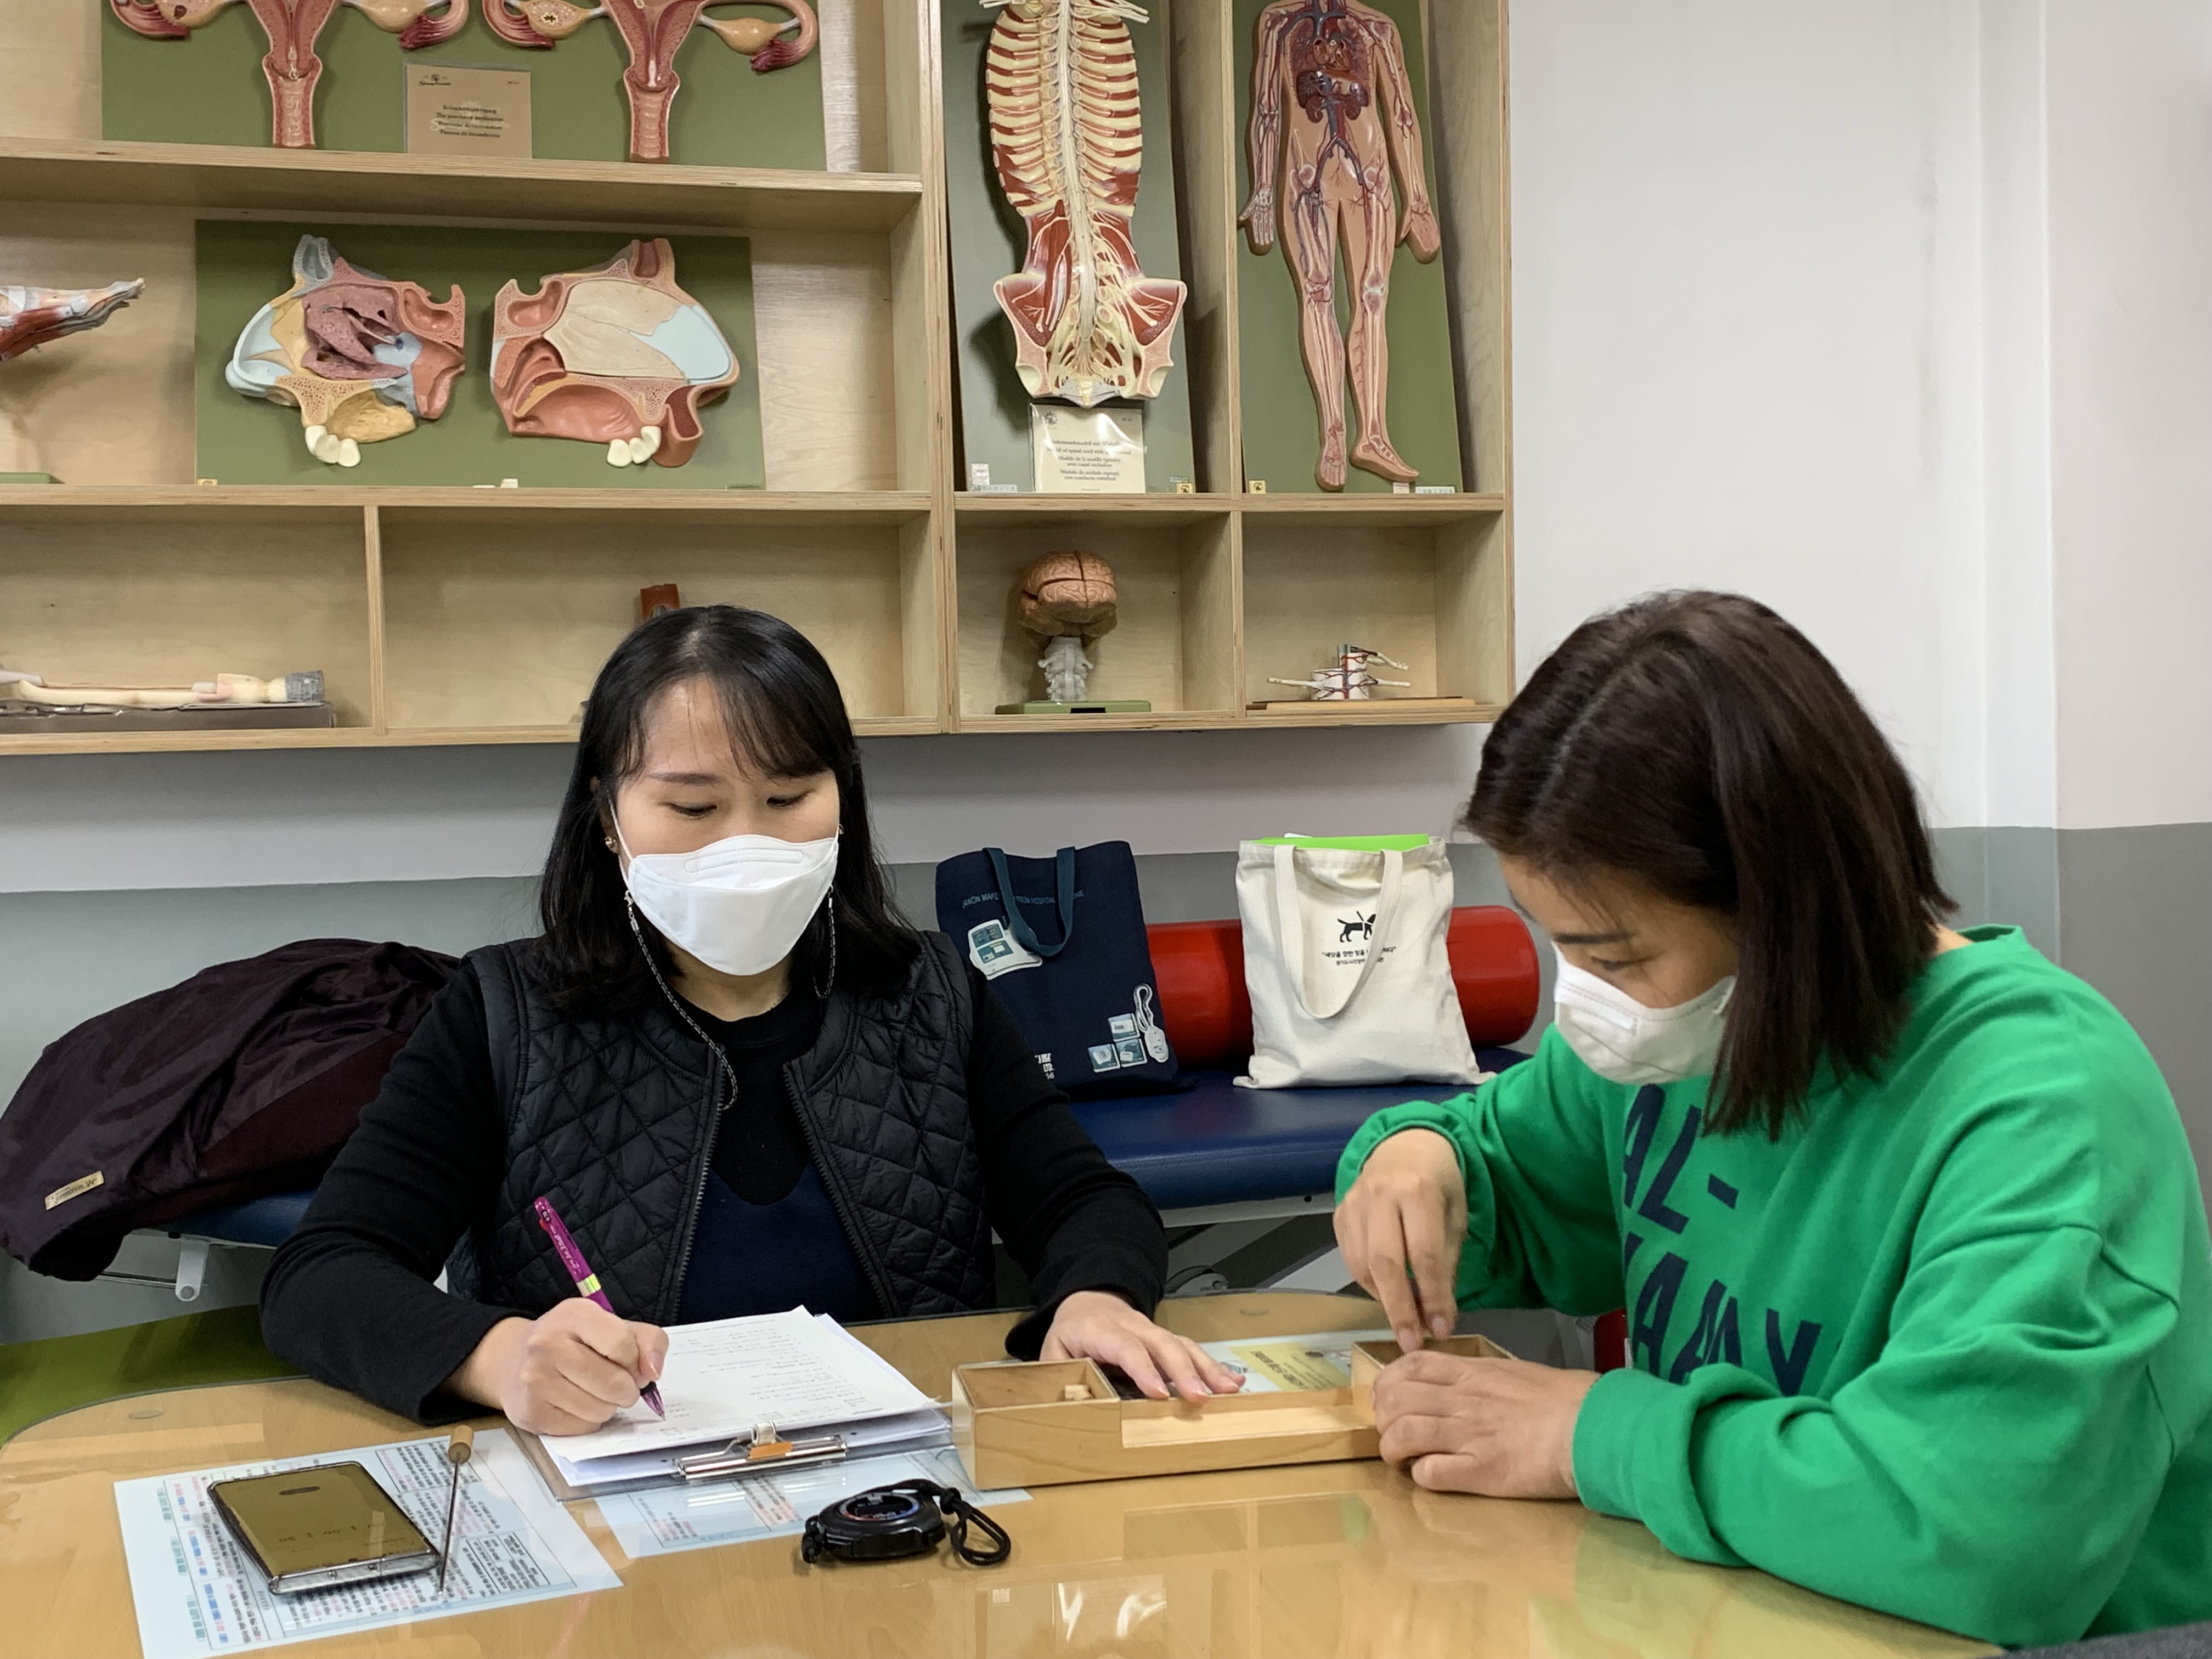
[948,1334,1511,1489]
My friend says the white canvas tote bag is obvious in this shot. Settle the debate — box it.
[1235,836,1483,1089]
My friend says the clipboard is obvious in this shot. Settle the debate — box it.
[516,1420,948,1503]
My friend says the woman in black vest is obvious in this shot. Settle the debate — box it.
[262,606,1239,1432]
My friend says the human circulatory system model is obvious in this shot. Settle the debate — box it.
[108,1,467,150]
[1240,0,1440,490]
[491,239,740,468]
[481,0,819,163]
[983,0,1187,408]
[225,235,466,467]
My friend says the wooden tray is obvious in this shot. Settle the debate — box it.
[949,1334,1508,1489]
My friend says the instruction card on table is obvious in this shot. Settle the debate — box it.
[115,1428,616,1659]
[595,1442,1028,1560]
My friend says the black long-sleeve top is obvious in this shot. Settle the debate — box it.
[261,960,1166,1421]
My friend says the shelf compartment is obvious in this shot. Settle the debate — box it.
[1,201,918,494]
[375,507,936,733]
[1242,513,1508,714]
[954,512,1238,723]
[0,503,375,740]
[0,139,926,236]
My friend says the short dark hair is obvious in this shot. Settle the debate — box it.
[534,606,919,1014]
[1465,590,1952,1137]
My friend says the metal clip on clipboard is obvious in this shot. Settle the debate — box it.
[675,1423,847,1482]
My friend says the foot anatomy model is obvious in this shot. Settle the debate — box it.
[1239,0,1440,490]
[109,1,467,150]
[482,0,818,163]
[0,281,144,364]
[983,0,1187,408]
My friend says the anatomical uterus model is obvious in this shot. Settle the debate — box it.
[482,0,818,163]
[984,0,1185,408]
[226,236,466,467]
[1241,0,1440,490]
[109,0,467,150]
[491,239,739,468]
[0,281,145,364]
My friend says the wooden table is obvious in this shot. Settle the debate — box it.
[2,1292,1993,1658]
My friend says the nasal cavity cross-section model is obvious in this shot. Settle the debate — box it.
[490,239,740,469]
[1241,0,1441,490]
[225,235,466,468]
[983,0,1187,408]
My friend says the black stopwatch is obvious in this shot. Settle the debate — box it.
[800,1480,1011,1567]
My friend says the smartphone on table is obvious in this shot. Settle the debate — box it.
[209,1462,440,1595]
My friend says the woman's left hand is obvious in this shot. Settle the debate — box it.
[1372,1350,1599,1499]
[1040,1290,1246,1400]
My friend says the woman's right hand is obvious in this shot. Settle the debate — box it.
[448,1299,669,1436]
[1334,1128,1468,1353]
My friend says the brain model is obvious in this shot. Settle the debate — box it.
[1017,551,1120,639]
[225,235,466,468]
[490,239,740,469]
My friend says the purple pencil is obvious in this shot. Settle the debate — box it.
[533,1195,665,1419]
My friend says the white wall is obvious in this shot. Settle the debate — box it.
[1509,0,2005,830]
[2044,1,2212,831]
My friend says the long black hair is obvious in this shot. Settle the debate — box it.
[1465,591,1953,1137]
[533,606,919,1013]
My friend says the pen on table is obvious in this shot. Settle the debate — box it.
[437,1424,473,1595]
[532,1195,666,1419]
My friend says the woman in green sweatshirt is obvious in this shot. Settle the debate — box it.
[1335,591,2211,1649]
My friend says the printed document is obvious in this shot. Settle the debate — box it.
[115,1428,617,1659]
[543,1308,939,1466]
[1201,1329,1392,1393]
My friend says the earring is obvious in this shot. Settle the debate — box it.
[814,893,838,1000]
[604,837,617,851]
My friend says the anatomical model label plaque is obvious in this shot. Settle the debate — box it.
[1032,407,1146,494]
[406,64,533,157]
[1234,0,1462,494]
[195,222,763,488]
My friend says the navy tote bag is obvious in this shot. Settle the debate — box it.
[934,841,1181,1098]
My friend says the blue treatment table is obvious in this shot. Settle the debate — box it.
[148,1049,1528,1295]
[1069,1052,1526,1214]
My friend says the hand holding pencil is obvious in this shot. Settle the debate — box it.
[534,1196,667,1419]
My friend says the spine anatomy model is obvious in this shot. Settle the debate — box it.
[108,0,467,150]
[226,235,466,467]
[983,0,1187,407]
[491,238,739,468]
[1241,0,1441,490]
[481,0,819,163]
[0,281,144,364]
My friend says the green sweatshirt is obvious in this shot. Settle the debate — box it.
[1335,927,2212,1648]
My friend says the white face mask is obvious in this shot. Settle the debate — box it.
[1551,951,1734,1086]
[613,812,839,978]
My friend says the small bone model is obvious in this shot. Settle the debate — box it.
[481,0,819,163]
[983,0,1186,407]
[109,1,467,150]
[227,235,466,467]
[0,281,145,364]
[1241,0,1441,489]
[1269,642,1410,701]
[492,239,739,467]
[1,669,324,711]
[1017,551,1119,704]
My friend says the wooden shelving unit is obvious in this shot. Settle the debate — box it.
[0,0,1510,758]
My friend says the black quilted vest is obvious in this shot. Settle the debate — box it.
[446,935,996,1325]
